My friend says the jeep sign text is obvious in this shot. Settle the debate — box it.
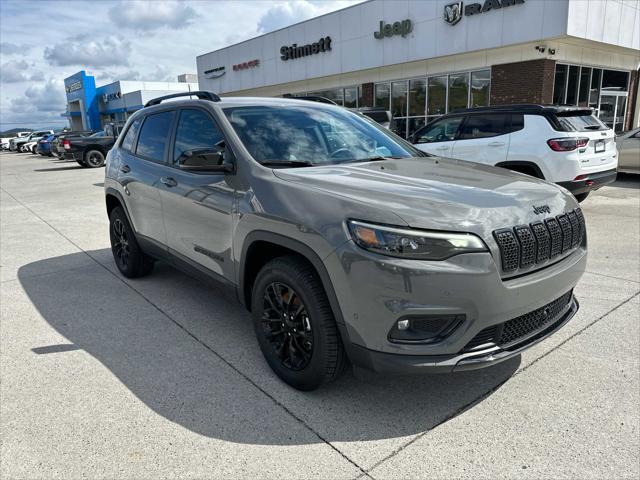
[374,19,413,39]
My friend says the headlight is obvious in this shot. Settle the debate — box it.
[347,220,487,260]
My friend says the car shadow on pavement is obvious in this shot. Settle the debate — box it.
[33,166,84,172]
[613,173,640,189]
[18,250,519,446]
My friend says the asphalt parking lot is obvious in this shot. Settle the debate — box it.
[1,151,638,479]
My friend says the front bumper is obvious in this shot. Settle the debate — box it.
[558,168,617,195]
[325,240,587,373]
[346,296,578,373]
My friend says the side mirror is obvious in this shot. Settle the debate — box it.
[177,148,234,173]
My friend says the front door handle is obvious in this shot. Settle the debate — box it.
[488,141,505,147]
[120,164,131,173]
[160,176,177,187]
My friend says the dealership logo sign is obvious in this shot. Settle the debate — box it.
[204,66,226,79]
[374,19,413,39]
[102,91,122,103]
[280,36,332,61]
[445,0,525,25]
[233,59,260,71]
[444,2,463,25]
[65,81,82,93]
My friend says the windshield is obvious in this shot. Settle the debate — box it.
[223,105,421,166]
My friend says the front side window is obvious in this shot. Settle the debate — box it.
[224,105,420,166]
[173,109,225,163]
[121,118,142,152]
[136,111,174,162]
[414,116,463,143]
[458,114,511,139]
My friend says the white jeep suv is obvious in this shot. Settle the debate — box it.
[411,105,617,201]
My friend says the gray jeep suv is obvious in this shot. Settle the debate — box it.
[104,91,587,390]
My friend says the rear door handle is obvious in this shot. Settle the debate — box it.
[488,142,505,147]
[160,176,177,187]
[120,165,130,173]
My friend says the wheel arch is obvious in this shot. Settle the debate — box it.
[495,161,545,179]
[105,187,134,229]
[238,231,345,326]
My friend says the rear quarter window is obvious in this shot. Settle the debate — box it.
[120,118,142,152]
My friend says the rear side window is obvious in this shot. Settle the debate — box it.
[458,114,511,139]
[554,113,607,132]
[136,111,174,162]
[121,118,142,152]
[173,109,224,163]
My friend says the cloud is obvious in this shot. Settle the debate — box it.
[109,0,196,30]
[44,35,131,67]
[1,42,32,55]
[5,79,67,127]
[257,0,356,33]
[0,60,44,83]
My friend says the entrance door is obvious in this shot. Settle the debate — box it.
[599,94,628,133]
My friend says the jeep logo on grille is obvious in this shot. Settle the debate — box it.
[533,205,551,215]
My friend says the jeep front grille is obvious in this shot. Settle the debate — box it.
[493,208,584,273]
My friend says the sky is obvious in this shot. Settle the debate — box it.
[0,0,364,130]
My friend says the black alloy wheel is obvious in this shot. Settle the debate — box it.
[85,149,105,168]
[111,217,130,271]
[261,282,313,371]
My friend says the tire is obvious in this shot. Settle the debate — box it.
[251,255,346,391]
[17,145,22,153]
[85,149,105,168]
[109,206,154,278]
[574,192,589,202]
[31,147,36,154]
[76,160,89,167]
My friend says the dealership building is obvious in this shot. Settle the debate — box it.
[63,71,198,131]
[197,0,640,138]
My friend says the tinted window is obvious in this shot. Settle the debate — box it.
[459,114,510,139]
[414,116,463,143]
[556,113,607,132]
[121,118,142,152]
[511,114,524,132]
[136,112,174,162]
[173,109,224,163]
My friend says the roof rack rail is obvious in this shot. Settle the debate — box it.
[144,91,221,108]
[285,95,338,105]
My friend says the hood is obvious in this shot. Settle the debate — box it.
[273,157,577,234]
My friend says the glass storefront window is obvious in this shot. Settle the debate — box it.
[578,67,591,105]
[391,81,408,117]
[344,87,358,108]
[589,68,602,107]
[566,65,579,105]
[601,70,629,92]
[408,79,426,116]
[448,73,469,112]
[375,83,390,110]
[470,70,490,107]
[391,118,407,138]
[427,76,447,116]
[553,64,568,104]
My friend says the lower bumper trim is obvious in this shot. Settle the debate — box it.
[558,169,617,195]
[346,296,579,374]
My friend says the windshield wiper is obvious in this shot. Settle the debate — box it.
[342,155,406,164]
[261,160,314,168]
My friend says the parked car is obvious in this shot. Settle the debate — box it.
[615,127,640,174]
[411,105,617,202]
[104,92,586,391]
[353,107,395,130]
[52,130,94,159]
[64,123,123,167]
[10,130,53,152]
[1,131,30,150]
[36,134,56,157]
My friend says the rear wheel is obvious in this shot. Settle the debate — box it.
[251,255,346,391]
[85,149,105,168]
[574,192,589,202]
[109,206,154,278]
[76,159,88,167]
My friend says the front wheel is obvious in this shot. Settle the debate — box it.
[574,192,589,202]
[85,149,105,168]
[251,255,346,391]
[109,206,154,278]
